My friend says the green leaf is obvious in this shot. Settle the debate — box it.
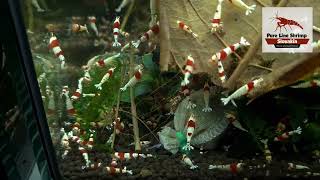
[142,53,156,70]
[141,73,154,83]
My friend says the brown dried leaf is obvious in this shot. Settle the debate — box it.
[159,0,266,86]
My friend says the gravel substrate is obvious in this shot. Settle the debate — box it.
[59,143,320,180]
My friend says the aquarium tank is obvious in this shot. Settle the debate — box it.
[7,0,320,179]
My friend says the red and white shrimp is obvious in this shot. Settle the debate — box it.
[37,72,46,85]
[119,29,130,38]
[182,154,198,170]
[181,84,196,109]
[69,123,87,137]
[79,146,91,168]
[177,20,198,38]
[132,22,160,48]
[71,89,82,101]
[90,121,105,129]
[105,166,133,175]
[225,113,247,132]
[202,83,212,112]
[61,86,76,116]
[82,66,92,81]
[71,77,85,101]
[69,134,83,145]
[49,34,66,69]
[182,55,195,85]
[88,162,102,170]
[114,152,152,161]
[228,0,256,16]
[88,16,99,36]
[306,172,320,176]
[209,163,244,174]
[221,78,263,106]
[112,17,122,47]
[274,127,302,142]
[95,53,120,67]
[182,114,196,151]
[86,133,94,149]
[70,122,81,136]
[110,158,118,167]
[113,117,124,134]
[60,128,70,159]
[71,24,88,34]
[210,37,250,63]
[217,60,226,83]
[65,94,75,116]
[288,163,310,170]
[290,79,320,88]
[120,68,143,91]
[211,0,224,33]
[95,67,116,90]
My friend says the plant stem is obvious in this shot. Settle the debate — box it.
[129,48,141,151]
[111,61,126,150]
[121,0,135,31]
[26,0,34,31]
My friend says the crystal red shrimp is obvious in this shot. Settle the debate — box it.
[273,12,303,32]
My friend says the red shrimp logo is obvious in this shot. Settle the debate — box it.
[262,7,312,53]
[270,12,303,33]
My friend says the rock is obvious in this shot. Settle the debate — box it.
[159,89,230,154]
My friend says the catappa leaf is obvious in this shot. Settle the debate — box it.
[159,0,320,92]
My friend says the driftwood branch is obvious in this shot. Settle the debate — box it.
[247,53,320,103]
[159,2,171,71]
[224,0,289,90]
